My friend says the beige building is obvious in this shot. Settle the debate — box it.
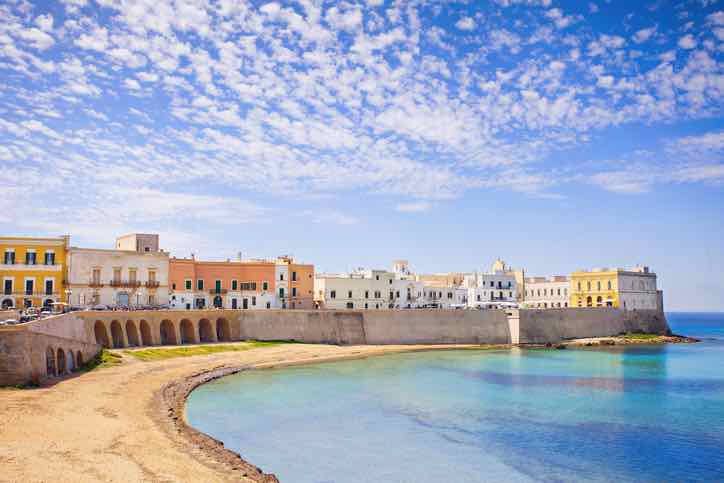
[522,276,570,308]
[67,234,169,308]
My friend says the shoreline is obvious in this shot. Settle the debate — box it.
[159,344,508,483]
[0,337,693,482]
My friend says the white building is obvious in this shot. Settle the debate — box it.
[522,276,570,308]
[315,261,470,310]
[463,268,517,308]
[67,234,169,308]
[618,266,660,310]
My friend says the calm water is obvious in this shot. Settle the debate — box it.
[187,313,724,482]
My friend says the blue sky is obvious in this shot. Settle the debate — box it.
[0,0,722,310]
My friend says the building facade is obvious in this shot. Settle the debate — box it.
[314,261,468,310]
[1,236,69,309]
[463,263,518,307]
[66,237,170,308]
[570,266,659,310]
[168,256,314,310]
[523,276,570,308]
[315,269,412,310]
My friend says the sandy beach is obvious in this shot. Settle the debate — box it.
[0,342,493,483]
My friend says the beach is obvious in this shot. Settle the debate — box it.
[0,342,491,482]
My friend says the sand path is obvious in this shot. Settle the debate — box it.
[0,343,482,482]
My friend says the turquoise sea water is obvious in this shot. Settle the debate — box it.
[186,313,724,482]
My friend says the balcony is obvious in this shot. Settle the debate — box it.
[89,280,104,288]
[209,288,228,295]
[109,280,142,288]
[145,280,160,288]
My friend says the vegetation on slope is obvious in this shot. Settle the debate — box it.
[126,341,283,361]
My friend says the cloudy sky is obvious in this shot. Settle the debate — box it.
[1,0,722,310]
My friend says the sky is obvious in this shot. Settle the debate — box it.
[0,0,722,311]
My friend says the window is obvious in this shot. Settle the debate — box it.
[148,270,156,282]
[266,302,271,309]
[292,271,297,281]
[292,287,297,297]
[3,279,11,295]
[262,281,268,291]
[331,290,336,299]
[587,281,591,291]
[4,250,15,264]
[129,269,137,283]
[389,279,392,285]
[346,302,354,309]
[25,279,34,295]
[607,280,612,290]
[252,296,256,306]
[280,273,284,281]
[597,281,601,291]
[365,290,369,299]
[232,280,238,291]
[376,275,379,280]
[347,290,352,298]
[172,282,176,290]
[92,268,101,285]
[44,252,55,265]
[215,280,222,292]
[185,279,192,290]
[45,279,53,295]
[577,281,581,290]
[489,281,494,287]
[25,251,36,265]
[365,303,368,309]
[240,282,257,291]
[113,268,121,283]
[279,287,285,298]
[197,279,204,290]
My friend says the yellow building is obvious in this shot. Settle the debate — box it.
[1,236,70,310]
[570,266,659,310]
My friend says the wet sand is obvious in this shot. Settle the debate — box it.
[0,343,492,482]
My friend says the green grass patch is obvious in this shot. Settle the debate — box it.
[126,341,283,361]
[621,333,659,340]
[79,349,123,371]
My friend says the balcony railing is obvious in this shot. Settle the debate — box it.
[109,280,142,288]
[89,280,104,288]
[209,288,228,295]
[5,292,60,297]
[145,280,160,288]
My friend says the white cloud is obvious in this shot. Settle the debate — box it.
[35,14,54,32]
[633,26,656,44]
[395,202,432,213]
[455,17,475,31]
[678,34,697,49]
[17,27,54,50]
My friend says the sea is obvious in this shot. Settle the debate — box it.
[186,313,724,483]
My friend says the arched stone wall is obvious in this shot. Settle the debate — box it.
[56,348,66,375]
[216,318,231,342]
[67,349,75,372]
[180,319,196,344]
[198,319,215,342]
[160,320,177,345]
[76,350,83,368]
[110,320,125,348]
[46,346,56,377]
[139,320,153,346]
[94,321,110,348]
[125,320,140,347]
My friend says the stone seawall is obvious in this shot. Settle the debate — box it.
[0,313,100,386]
[518,308,670,344]
[1,308,670,385]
